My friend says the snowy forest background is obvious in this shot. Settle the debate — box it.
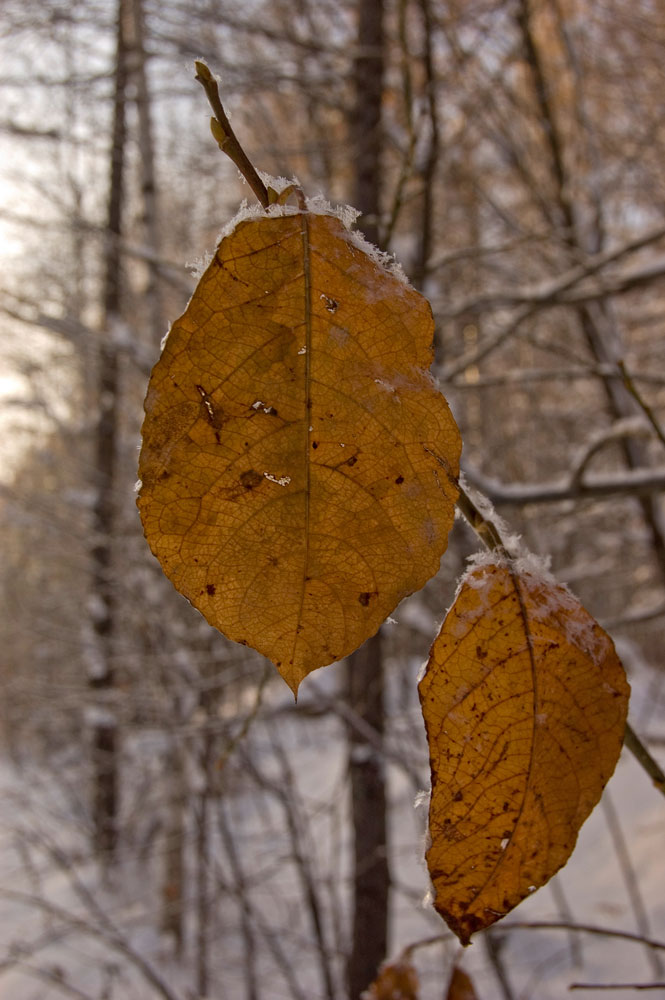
[1,0,665,997]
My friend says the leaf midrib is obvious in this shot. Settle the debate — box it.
[291,212,312,671]
[460,569,541,918]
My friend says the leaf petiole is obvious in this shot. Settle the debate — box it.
[194,61,270,208]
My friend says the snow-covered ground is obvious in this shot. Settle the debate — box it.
[0,655,663,1000]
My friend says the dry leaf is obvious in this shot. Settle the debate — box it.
[446,967,479,1000]
[364,958,419,999]
[138,210,460,693]
[419,562,629,944]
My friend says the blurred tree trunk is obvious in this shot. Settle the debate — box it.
[195,719,213,999]
[517,0,665,586]
[411,0,439,291]
[194,665,222,998]
[351,0,384,248]
[130,0,165,344]
[89,0,129,861]
[126,0,187,946]
[161,737,186,955]
[346,0,389,995]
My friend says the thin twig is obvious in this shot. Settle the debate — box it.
[401,933,452,958]
[624,723,665,797]
[490,921,665,952]
[216,803,259,1000]
[215,661,272,773]
[194,61,270,208]
[570,982,665,991]
[304,680,424,788]
[483,931,516,1000]
[442,302,536,380]
[269,731,337,1000]
[399,918,665,959]
[619,360,665,451]
[601,788,663,976]
[549,877,583,969]
[453,475,508,553]
[569,417,650,491]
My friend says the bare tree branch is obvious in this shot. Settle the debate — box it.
[463,464,665,506]
[435,224,665,319]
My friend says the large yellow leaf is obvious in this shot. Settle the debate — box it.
[419,561,629,944]
[138,209,460,693]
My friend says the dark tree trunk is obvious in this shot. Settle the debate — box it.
[89,0,129,861]
[351,0,384,246]
[346,631,389,999]
[411,0,439,291]
[346,3,389,995]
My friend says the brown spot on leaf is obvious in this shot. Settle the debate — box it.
[240,469,263,490]
[206,583,216,596]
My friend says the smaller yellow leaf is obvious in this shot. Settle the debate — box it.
[419,561,630,944]
[365,959,419,1000]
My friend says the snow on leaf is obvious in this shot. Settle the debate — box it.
[418,562,629,944]
[263,472,291,487]
[137,208,461,694]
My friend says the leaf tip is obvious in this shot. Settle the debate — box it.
[279,665,302,701]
